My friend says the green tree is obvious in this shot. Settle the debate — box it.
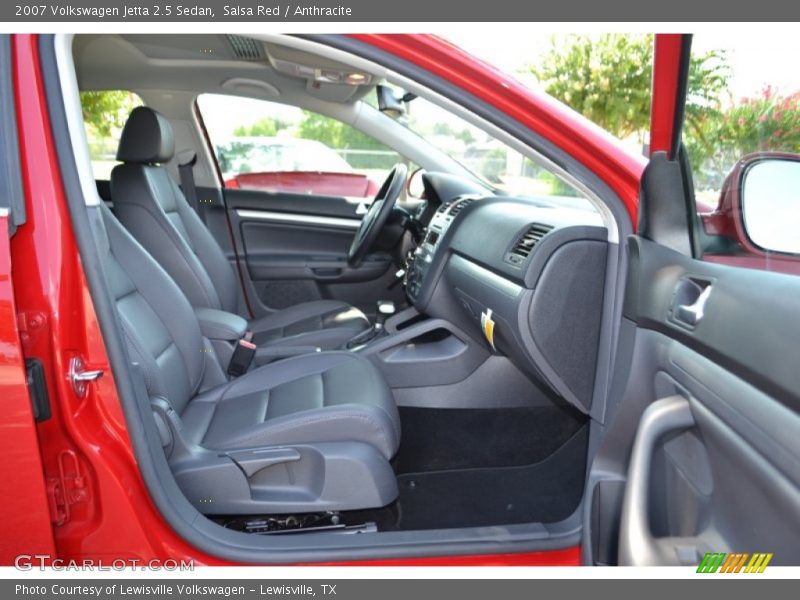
[529,35,655,139]
[297,111,386,150]
[705,87,800,174]
[80,90,142,138]
[432,122,476,144]
[297,111,397,170]
[529,34,730,171]
[233,117,289,137]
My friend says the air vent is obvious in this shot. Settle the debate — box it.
[447,197,477,217]
[506,223,554,264]
[227,35,264,60]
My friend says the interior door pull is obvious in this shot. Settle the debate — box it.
[675,284,712,327]
[618,395,696,566]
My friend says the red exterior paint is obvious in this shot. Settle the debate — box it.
[316,546,582,567]
[0,213,57,564]
[225,171,379,197]
[649,34,685,158]
[349,34,646,226]
[4,33,600,567]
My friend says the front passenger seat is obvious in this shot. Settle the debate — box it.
[91,203,400,514]
[111,106,370,349]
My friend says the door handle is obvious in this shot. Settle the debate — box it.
[675,285,712,326]
[670,278,713,328]
[311,267,343,279]
[618,395,696,566]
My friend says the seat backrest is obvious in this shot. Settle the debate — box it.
[93,202,216,414]
[111,107,239,314]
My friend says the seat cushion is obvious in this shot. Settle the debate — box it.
[180,351,400,459]
[249,300,370,350]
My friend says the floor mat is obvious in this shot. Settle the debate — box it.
[391,425,588,530]
[393,405,586,474]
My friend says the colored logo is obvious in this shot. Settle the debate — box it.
[697,552,773,573]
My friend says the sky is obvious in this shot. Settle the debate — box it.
[444,31,800,101]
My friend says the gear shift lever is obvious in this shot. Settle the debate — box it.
[375,300,396,330]
[346,300,396,349]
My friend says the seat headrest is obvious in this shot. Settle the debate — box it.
[116,106,175,164]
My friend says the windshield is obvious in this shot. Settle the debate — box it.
[391,91,591,208]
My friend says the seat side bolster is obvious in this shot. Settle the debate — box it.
[210,404,399,460]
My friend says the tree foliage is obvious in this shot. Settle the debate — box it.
[233,116,294,137]
[432,121,476,144]
[530,35,656,139]
[700,87,800,175]
[297,111,388,150]
[529,35,733,181]
[80,90,142,138]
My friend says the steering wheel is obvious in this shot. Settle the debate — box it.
[347,163,408,267]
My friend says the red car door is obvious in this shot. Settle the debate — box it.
[0,34,56,565]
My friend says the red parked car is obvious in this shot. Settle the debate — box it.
[1,33,798,568]
[216,137,380,197]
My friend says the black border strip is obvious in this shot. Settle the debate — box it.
[669,35,693,161]
[0,35,27,230]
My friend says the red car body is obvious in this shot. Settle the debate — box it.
[225,171,380,197]
[4,32,766,566]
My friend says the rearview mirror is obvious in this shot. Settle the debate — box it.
[741,156,800,254]
[376,85,405,118]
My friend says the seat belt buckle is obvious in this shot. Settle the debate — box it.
[227,332,256,377]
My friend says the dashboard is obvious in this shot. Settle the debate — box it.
[403,172,609,413]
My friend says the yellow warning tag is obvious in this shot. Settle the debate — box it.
[480,308,496,351]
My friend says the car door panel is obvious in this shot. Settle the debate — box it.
[219,188,399,315]
[585,33,800,567]
[239,220,390,284]
[225,187,370,219]
[589,235,800,566]
[625,237,800,408]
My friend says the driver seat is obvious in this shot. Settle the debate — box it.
[111,107,370,349]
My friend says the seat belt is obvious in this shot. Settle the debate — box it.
[177,150,204,221]
[227,331,256,377]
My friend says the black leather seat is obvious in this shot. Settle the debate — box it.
[110,106,370,349]
[97,202,400,460]
[92,202,400,513]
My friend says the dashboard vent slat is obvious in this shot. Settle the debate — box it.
[507,223,554,262]
[227,35,264,60]
[447,197,477,217]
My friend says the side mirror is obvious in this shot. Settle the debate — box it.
[406,167,426,199]
[740,155,800,254]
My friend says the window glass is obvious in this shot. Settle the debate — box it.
[688,35,800,271]
[80,90,144,180]
[446,32,800,265]
[197,94,400,198]
[393,90,594,211]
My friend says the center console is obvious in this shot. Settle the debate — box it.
[347,195,491,388]
[404,195,479,304]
